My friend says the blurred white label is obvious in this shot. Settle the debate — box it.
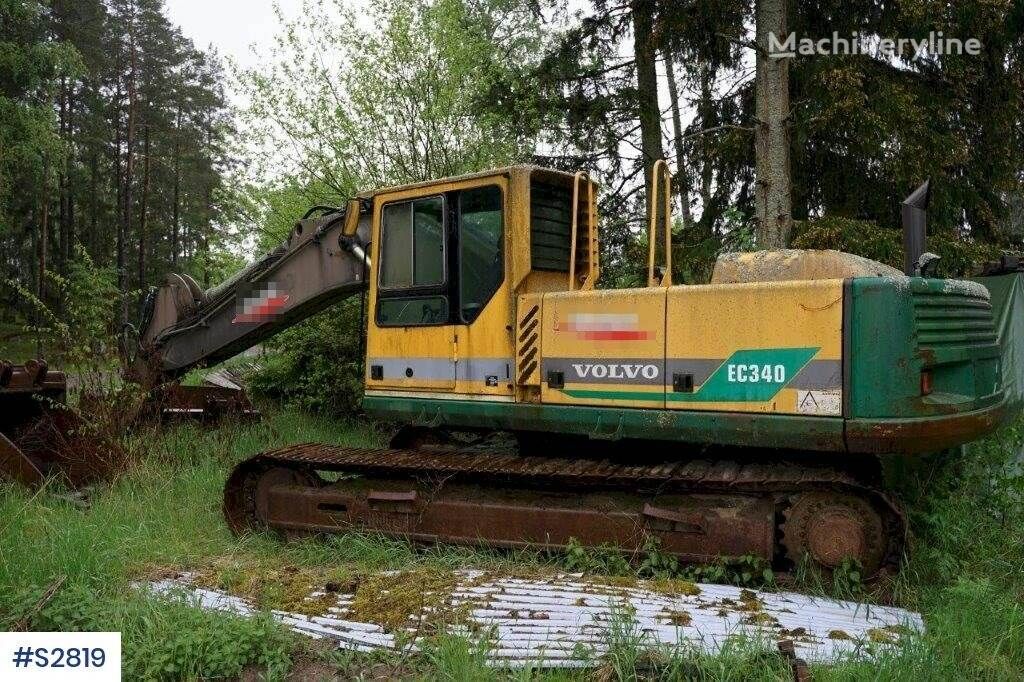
[0,632,120,681]
[797,389,842,416]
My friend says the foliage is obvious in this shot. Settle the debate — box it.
[497,0,1024,283]
[792,215,1005,276]
[561,536,776,589]
[561,538,632,576]
[677,555,776,589]
[248,298,367,415]
[0,0,72,238]
[0,0,235,326]
[50,245,121,367]
[235,0,541,200]
[1,244,120,368]
[671,207,756,285]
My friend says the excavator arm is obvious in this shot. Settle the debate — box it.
[129,199,372,389]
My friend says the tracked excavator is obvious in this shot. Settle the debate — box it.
[124,163,1024,577]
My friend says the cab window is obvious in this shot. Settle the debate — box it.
[458,186,503,323]
[380,196,445,289]
[376,185,504,328]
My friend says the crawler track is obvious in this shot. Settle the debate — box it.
[223,443,906,576]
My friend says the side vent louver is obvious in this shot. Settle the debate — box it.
[516,299,541,386]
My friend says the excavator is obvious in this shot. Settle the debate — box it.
[9,163,1023,577]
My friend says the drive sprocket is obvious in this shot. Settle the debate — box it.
[781,491,888,575]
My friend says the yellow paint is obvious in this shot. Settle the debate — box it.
[664,279,844,414]
[359,164,845,418]
[540,288,666,408]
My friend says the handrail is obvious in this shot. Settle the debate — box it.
[569,172,597,291]
[585,176,598,289]
[646,159,673,287]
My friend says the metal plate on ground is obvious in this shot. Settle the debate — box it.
[140,571,923,668]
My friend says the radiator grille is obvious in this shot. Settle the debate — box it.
[912,285,997,351]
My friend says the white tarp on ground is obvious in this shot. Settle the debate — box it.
[140,571,923,668]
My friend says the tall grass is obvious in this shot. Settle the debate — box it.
[0,407,1022,679]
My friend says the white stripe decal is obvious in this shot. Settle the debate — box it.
[364,389,514,402]
[367,358,513,382]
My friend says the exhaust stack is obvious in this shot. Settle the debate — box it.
[902,181,931,276]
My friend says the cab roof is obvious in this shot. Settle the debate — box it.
[360,165,590,200]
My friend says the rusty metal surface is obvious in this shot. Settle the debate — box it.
[781,492,888,576]
[0,359,66,394]
[845,400,1008,454]
[223,443,906,574]
[259,480,774,562]
[0,431,45,487]
[150,384,259,421]
[0,360,72,486]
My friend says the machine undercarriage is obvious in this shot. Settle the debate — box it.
[223,427,905,578]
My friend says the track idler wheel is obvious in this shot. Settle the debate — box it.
[223,465,320,535]
[781,492,888,576]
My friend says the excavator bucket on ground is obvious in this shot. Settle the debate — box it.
[147,382,259,422]
[0,360,83,487]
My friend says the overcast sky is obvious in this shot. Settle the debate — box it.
[164,0,304,72]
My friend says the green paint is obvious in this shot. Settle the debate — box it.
[562,389,661,402]
[850,277,1002,418]
[563,347,819,403]
[677,347,818,402]
[363,394,846,452]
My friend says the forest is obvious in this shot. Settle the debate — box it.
[3,0,1023,340]
[1,0,233,334]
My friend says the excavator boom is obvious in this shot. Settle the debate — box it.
[131,200,372,387]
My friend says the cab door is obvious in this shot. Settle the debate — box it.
[366,192,457,392]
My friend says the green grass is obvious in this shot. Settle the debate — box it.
[0,320,50,361]
[1,407,1023,680]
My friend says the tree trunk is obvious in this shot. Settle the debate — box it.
[754,0,793,248]
[632,0,666,234]
[66,90,75,263]
[114,85,124,310]
[663,50,694,232]
[138,121,150,298]
[202,125,213,288]
[58,80,67,280]
[698,65,713,210]
[171,105,182,268]
[39,156,49,308]
[90,152,98,261]
[120,27,138,325]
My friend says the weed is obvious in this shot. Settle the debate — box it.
[420,633,496,681]
[830,558,865,599]
[638,535,679,579]
[561,538,632,576]
[563,536,775,590]
[676,554,776,589]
